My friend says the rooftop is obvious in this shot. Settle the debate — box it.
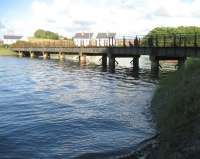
[73,33,93,39]
[4,35,23,40]
[96,33,116,39]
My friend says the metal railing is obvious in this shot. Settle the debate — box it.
[11,33,200,48]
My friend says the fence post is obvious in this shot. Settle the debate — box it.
[194,33,197,47]
[173,35,176,47]
[179,35,182,47]
[155,35,158,47]
[184,36,187,47]
[123,36,126,47]
[163,36,166,47]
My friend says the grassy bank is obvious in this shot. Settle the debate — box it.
[151,59,200,159]
[0,46,15,56]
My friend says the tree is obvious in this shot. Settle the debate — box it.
[34,29,59,40]
[142,26,200,47]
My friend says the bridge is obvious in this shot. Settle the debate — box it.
[11,34,200,72]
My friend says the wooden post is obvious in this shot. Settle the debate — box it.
[150,56,159,73]
[177,57,186,69]
[102,54,107,68]
[109,55,115,72]
[133,56,140,70]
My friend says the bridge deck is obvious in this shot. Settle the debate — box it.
[12,47,200,58]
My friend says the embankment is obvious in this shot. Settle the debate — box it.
[0,46,15,56]
[121,59,200,159]
[150,58,200,159]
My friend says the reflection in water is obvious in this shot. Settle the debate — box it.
[0,56,176,159]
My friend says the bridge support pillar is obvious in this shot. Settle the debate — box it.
[30,52,37,58]
[177,57,186,69]
[109,55,115,72]
[79,53,87,65]
[59,52,65,61]
[18,51,24,57]
[150,56,159,73]
[43,52,50,60]
[133,56,140,70]
[102,55,107,68]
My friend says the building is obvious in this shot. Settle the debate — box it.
[96,33,116,47]
[73,33,93,47]
[3,35,23,45]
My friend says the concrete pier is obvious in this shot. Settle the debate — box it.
[59,52,65,61]
[43,52,50,60]
[79,53,87,65]
[30,52,37,58]
[18,51,24,57]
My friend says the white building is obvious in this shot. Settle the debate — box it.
[3,35,24,45]
[73,33,93,47]
[96,33,116,47]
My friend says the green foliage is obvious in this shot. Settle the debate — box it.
[152,59,200,158]
[34,29,59,40]
[143,26,200,47]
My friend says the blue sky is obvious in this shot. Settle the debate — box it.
[0,0,200,38]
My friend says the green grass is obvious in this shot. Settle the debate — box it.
[152,58,200,158]
[0,47,15,56]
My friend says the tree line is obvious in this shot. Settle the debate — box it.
[143,26,200,47]
[34,29,59,40]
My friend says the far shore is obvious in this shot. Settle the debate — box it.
[0,47,16,56]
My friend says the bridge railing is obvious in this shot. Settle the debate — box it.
[11,34,200,48]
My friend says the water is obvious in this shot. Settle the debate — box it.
[0,56,169,159]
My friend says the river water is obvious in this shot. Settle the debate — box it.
[0,56,173,159]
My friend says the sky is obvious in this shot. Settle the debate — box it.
[0,0,200,38]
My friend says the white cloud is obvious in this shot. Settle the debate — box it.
[3,0,200,37]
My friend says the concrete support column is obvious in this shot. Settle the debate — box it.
[79,52,87,65]
[18,51,24,57]
[102,54,107,68]
[133,56,140,70]
[59,52,65,61]
[30,52,36,58]
[150,56,159,73]
[177,57,186,69]
[109,55,115,72]
[43,52,50,60]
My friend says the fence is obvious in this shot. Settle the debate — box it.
[11,34,200,48]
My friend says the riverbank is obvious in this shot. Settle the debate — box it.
[121,59,200,159]
[151,58,200,159]
[0,46,15,56]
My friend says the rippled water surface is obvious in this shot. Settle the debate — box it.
[0,56,160,159]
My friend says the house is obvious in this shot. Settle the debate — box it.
[3,35,24,45]
[73,33,93,47]
[96,33,116,47]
